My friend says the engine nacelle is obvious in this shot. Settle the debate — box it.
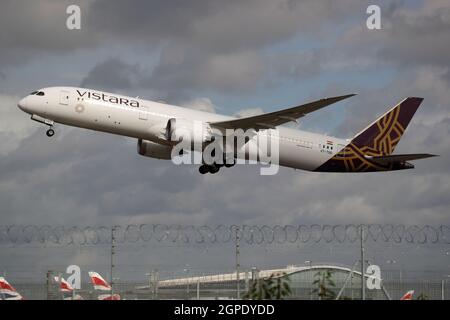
[137,139,172,160]
[166,118,213,147]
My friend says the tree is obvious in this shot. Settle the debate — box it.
[312,270,336,300]
[416,293,428,300]
[244,272,291,300]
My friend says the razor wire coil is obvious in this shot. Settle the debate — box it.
[0,224,449,246]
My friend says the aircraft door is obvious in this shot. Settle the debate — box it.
[59,90,70,105]
[139,105,148,120]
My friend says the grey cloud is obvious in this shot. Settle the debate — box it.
[2,1,446,222]
[0,127,205,225]
[79,49,267,100]
[335,66,450,141]
[233,108,264,118]
[0,94,36,155]
[379,1,450,67]
[80,58,142,91]
[261,1,450,88]
[182,97,217,113]
[87,0,360,53]
[147,47,267,95]
[78,0,368,95]
[0,0,95,69]
[337,1,450,69]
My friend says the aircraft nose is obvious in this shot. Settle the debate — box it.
[17,97,30,113]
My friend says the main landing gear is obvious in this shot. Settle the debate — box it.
[198,160,235,174]
[199,164,220,174]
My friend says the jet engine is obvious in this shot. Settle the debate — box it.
[137,139,172,160]
[165,118,214,147]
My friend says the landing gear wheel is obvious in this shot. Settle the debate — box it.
[209,164,220,174]
[46,128,55,137]
[199,165,209,175]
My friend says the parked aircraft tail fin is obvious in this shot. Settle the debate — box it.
[0,276,24,300]
[400,290,414,300]
[88,271,112,291]
[54,276,74,293]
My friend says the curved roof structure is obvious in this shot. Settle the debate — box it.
[155,264,364,288]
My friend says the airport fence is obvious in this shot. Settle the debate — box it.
[1,224,449,245]
[6,268,450,300]
[1,224,449,300]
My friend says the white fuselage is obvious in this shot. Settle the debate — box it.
[18,87,346,171]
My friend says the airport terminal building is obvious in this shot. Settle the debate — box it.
[134,264,441,300]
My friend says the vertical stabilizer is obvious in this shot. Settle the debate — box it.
[316,97,424,172]
[349,97,423,156]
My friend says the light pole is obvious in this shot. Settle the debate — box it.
[184,266,190,299]
[110,225,118,295]
[389,259,402,283]
[442,275,450,300]
[235,227,240,300]
[145,270,158,299]
[145,272,152,299]
[386,259,400,298]
[112,277,120,298]
[304,260,312,300]
[386,260,398,279]
[360,225,365,301]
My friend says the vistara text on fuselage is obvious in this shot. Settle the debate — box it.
[17,86,437,175]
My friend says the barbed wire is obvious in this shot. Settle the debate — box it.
[0,224,449,246]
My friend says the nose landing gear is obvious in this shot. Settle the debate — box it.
[30,114,55,138]
[46,128,55,137]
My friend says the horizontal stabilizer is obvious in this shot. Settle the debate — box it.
[365,153,438,164]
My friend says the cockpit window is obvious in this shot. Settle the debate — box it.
[30,91,38,95]
[36,91,45,96]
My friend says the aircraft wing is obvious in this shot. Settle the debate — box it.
[365,154,438,164]
[210,94,356,131]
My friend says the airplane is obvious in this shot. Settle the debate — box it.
[17,87,437,174]
[0,277,24,300]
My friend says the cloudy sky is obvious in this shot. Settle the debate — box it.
[1,0,449,282]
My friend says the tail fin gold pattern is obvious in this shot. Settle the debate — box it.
[316,97,423,172]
